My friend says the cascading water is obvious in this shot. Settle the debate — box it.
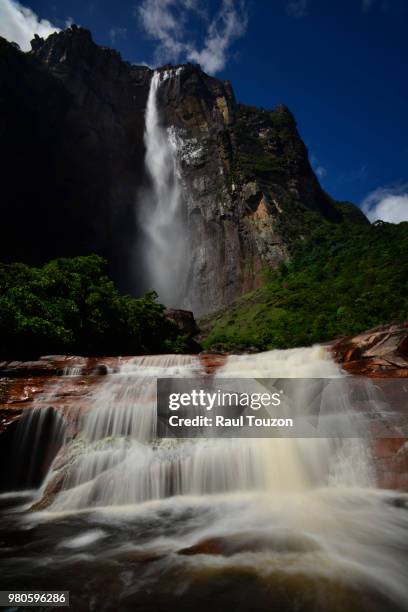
[0,406,65,493]
[140,70,187,307]
[1,347,408,610]
[42,346,375,513]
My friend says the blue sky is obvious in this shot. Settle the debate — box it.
[1,0,407,221]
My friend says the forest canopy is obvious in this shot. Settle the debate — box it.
[0,255,188,358]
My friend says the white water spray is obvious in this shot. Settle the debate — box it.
[3,347,408,610]
[44,346,376,511]
[140,70,187,307]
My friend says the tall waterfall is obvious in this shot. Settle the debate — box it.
[140,70,187,307]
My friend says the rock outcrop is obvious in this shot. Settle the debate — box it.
[333,322,408,377]
[164,308,199,336]
[0,355,124,432]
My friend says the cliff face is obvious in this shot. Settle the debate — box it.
[0,27,150,290]
[154,64,351,313]
[0,27,367,314]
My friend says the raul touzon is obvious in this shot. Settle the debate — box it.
[168,415,294,428]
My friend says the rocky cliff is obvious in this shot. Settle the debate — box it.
[154,64,366,314]
[0,26,367,314]
[0,26,150,291]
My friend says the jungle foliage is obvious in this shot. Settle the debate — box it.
[0,255,188,358]
[201,221,408,351]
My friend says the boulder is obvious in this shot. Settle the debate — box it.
[332,322,408,377]
[165,308,199,336]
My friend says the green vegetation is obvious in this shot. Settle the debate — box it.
[0,255,189,359]
[200,221,408,351]
[332,199,369,226]
[231,104,300,186]
[2,223,406,358]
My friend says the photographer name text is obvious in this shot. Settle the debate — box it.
[168,415,293,428]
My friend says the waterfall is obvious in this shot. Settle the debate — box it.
[140,70,187,307]
[1,347,408,611]
[0,406,65,492]
[42,346,375,511]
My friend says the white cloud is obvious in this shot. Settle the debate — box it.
[109,26,128,43]
[137,0,247,74]
[0,0,60,51]
[316,165,327,178]
[362,184,408,224]
[311,154,327,179]
[138,0,186,64]
[286,0,308,18]
[132,59,152,68]
[187,0,247,74]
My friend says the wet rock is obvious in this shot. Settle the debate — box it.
[371,438,408,492]
[30,470,66,511]
[0,356,125,379]
[179,532,320,557]
[373,438,405,459]
[333,322,408,377]
[0,407,23,432]
[179,537,225,556]
[397,333,408,358]
[333,323,408,492]
[0,356,131,439]
[198,353,227,374]
[93,364,110,376]
[387,496,408,509]
[0,356,85,377]
[0,406,65,492]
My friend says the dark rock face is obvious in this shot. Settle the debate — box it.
[164,308,201,352]
[0,28,151,291]
[164,308,199,336]
[0,27,367,314]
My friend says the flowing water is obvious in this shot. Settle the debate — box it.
[0,346,407,612]
[139,70,187,307]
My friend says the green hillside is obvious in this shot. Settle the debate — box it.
[200,221,408,351]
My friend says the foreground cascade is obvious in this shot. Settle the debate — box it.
[1,347,408,612]
[42,347,373,509]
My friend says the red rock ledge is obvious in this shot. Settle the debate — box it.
[332,321,408,378]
